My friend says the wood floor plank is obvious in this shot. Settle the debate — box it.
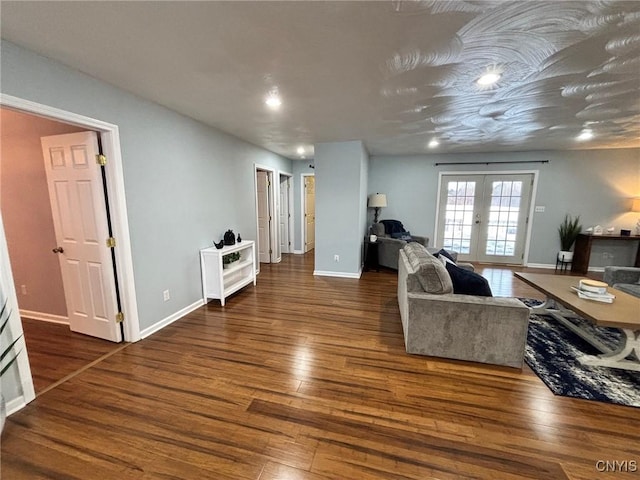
[2,254,638,479]
[20,317,121,394]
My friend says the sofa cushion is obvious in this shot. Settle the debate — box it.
[445,262,493,297]
[403,243,453,294]
[613,283,640,297]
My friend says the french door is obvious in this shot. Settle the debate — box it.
[437,174,534,264]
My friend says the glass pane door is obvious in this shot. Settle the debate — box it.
[437,173,533,264]
[437,176,482,260]
[477,175,532,263]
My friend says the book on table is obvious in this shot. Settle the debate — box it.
[570,286,615,303]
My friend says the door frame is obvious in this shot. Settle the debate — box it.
[278,171,293,257]
[433,170,539,265]
[1,94,140,343]
[300,173,315,254]
[0,217,35,414]
[254,164,277,266]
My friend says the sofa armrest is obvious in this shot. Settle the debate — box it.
[404,293,529,368]
[377,237,405,269]
[603,267,640,287]
[411,235,429,247]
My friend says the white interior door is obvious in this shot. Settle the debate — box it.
[41,132,121,341]
[304,175,315,253]
[257,170,271,263]
[279,175,290,254]
[437,173,533,264]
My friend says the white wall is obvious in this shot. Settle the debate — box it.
[314,141,368,276]
[369,148,640,266]
[0,40,292,331]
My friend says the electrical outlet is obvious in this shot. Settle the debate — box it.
[334,254,340,262]
[534,206,545,213]
[163,290,170,302]
[20,284,27,295]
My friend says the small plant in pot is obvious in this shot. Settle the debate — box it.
[558,214,582,262]
[222,251,241,268]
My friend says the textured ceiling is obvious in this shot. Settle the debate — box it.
[2,1,639,159]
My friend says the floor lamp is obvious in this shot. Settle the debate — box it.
[368,193,387,223]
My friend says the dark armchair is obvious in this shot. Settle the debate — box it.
[371,221,429,269]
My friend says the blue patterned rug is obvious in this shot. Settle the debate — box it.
[521,298,640,408]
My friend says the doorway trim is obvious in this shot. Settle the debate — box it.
[433,170,539,265]
[300,173,315,254]
[254,164,277,267]
[1,93,140,342]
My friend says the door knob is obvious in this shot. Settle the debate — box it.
[52,247,64,254]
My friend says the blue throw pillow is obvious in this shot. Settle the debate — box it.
[445,262,493,297]
[436,248,456,263]
[391,231,412,241]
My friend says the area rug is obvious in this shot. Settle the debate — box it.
[521,298,640,408]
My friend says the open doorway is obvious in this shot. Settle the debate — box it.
[301,173,315,253]
[277,172,293,260]
[255,165,278,265]
[1,109,121,393]
[0,97,139,402]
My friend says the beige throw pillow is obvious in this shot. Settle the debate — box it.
[403,243,453,294]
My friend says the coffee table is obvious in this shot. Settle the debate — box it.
[515,272,640,372]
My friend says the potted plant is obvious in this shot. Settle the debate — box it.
[558,214,582,262]
[222,251,241,268]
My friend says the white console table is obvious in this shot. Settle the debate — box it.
[200,241,256,306]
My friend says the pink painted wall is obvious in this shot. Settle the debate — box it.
[1,108,84,318]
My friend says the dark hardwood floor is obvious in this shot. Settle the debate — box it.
[2,254,637,479]
[20,317,123,395]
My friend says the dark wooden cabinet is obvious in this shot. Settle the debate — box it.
[364,241,380,272]
[571,234,640,274]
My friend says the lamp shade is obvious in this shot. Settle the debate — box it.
[368,193,387,208]
[632,198,640,213]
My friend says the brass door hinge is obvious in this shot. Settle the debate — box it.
[116,312,124,323]
[107,237,116,248]
[96,154,107,166]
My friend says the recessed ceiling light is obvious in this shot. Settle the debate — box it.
[297,146,305,155]
[476,72,501,86]
[265,92,282,109]
[577,129,593,141]
[428,139,439,148]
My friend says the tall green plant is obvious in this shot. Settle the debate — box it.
[558,214,582,251]
[1,298,22,377]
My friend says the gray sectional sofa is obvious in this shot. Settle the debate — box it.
[603,266,640,297]
[397,243,530,368]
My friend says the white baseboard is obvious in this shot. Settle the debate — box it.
[6,394,28,417]
[313,270,361,279]
[19,309,69,324]
[139,299,204,339]
[525,263,605,272]
[293,249,304,254]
